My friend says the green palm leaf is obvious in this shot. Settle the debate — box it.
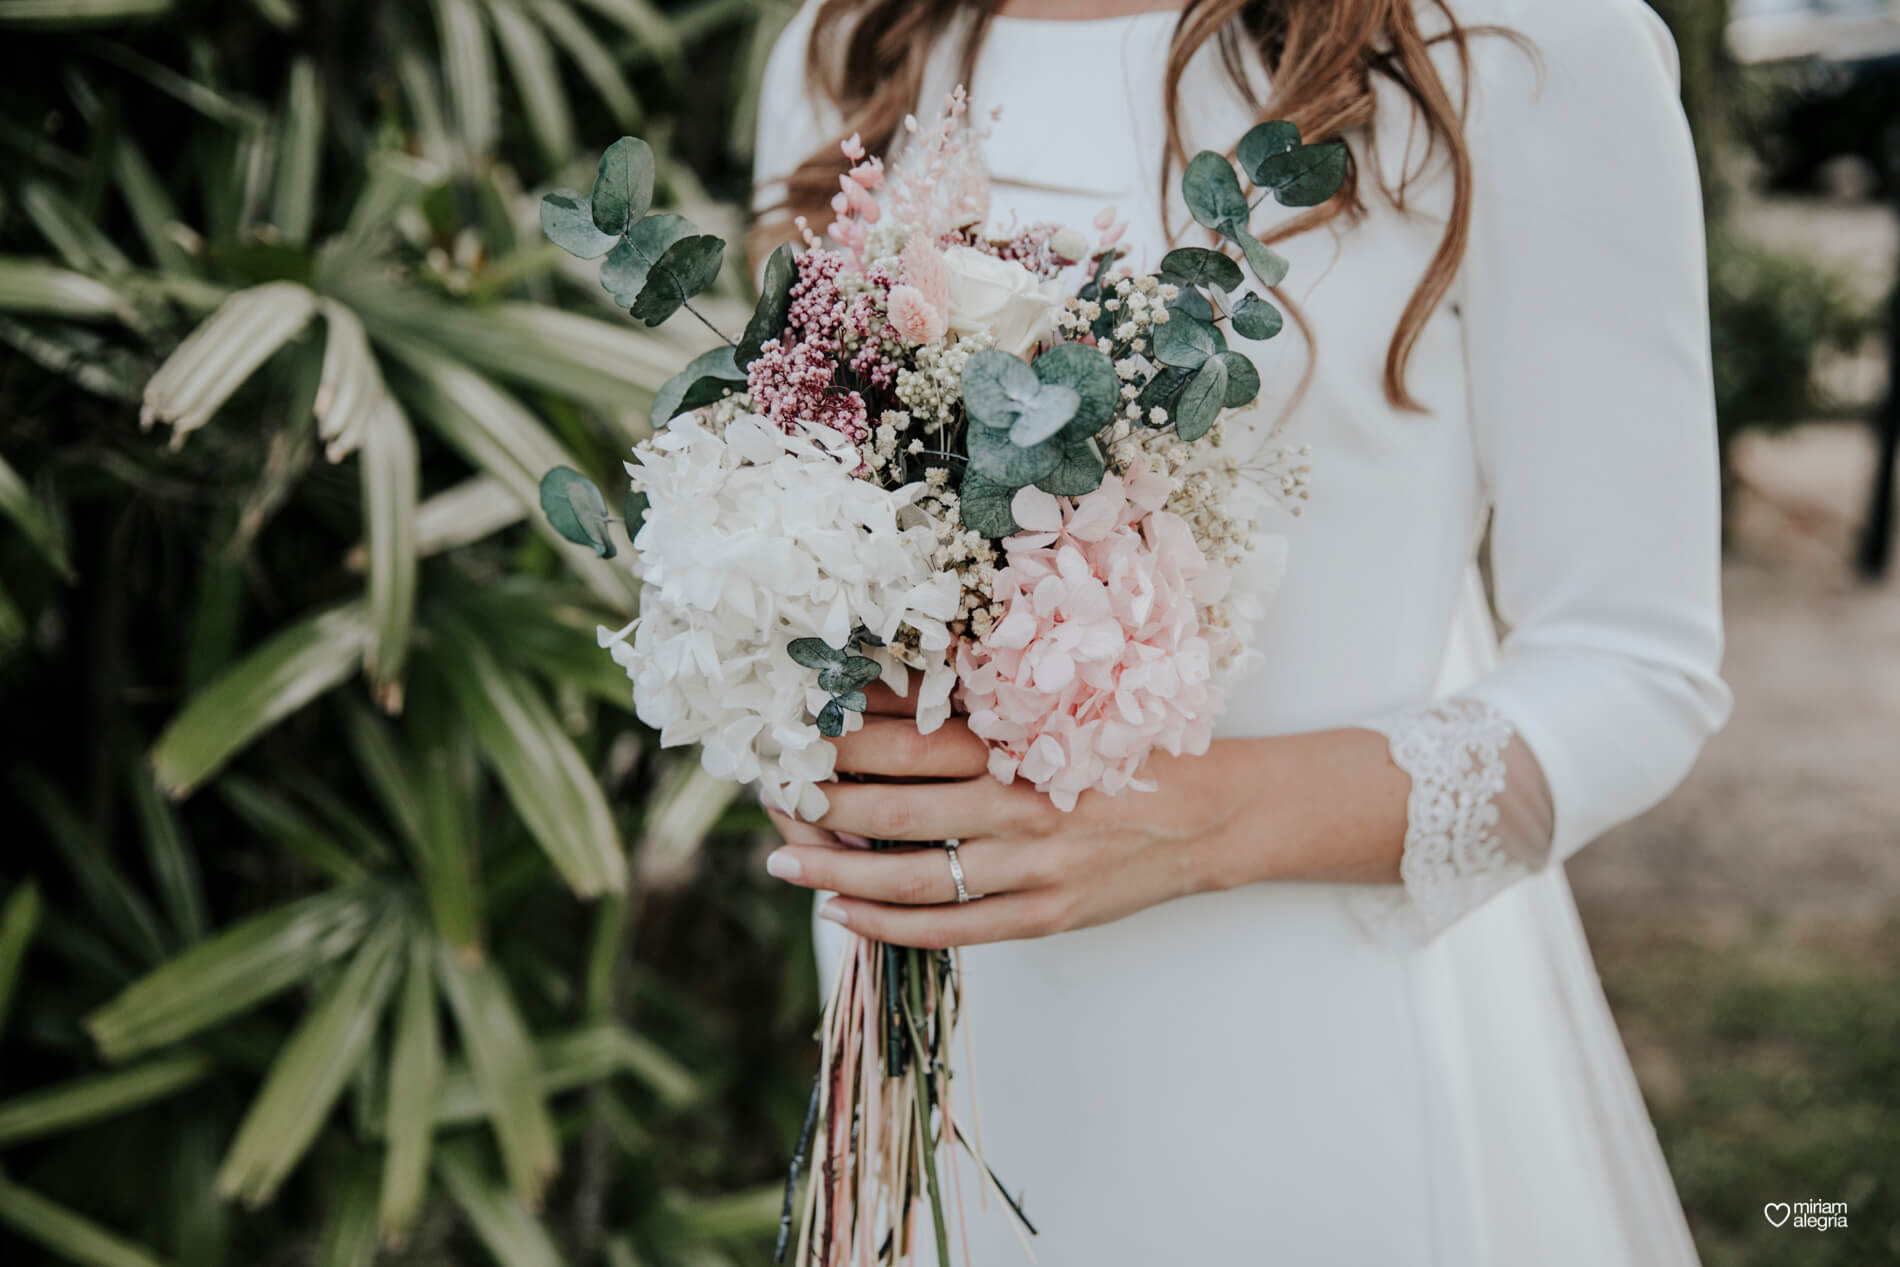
[149,601,372,797]
[485,0,574,167]
[434,0,499,157]
[435,1139,568,1267]
[85,887,377,1060]
[379,935,442,1244]
[0,882,40,1037]
[315,1163,379,1267]
[0,257,131,322]
[0,450,73,578]
[0,1052,211,1147]
[127,762,209,944]
[567,0,679,65]
[140,281,318,447]
[352,474,522,564]
[381,335,637,607]
[361,396,420,707]
[216,915,405,1206]
[18,181,133,276]
[0,1175,170,1267]
[435,947,560,1207]
[0,0,172,25]
[19,772,169,966]
[271,58,322,244]
[215,776,368,884]
[433,622,626,898]
[532,0,640,130]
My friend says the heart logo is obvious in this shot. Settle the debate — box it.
[1764,1203,1792,1227]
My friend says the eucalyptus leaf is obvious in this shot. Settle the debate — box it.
[1032,340,1119,437]
[627,233,725,327]
[1237,120,1301,185]
[1217,350,1262,409]
[538,190,618,260]
[817,657,881,694]
[787,638,844,670]
[650,344,743,427]
[1006,383,1079,447]
[1183,151,1248,233]
[833,690,869,714]
[960,349,1042,431]
[967,420,1061,487]
[1152,314,1219,370]
[1254,138,1349,207]
[589,136,654,235]
[1230,293,1284,340]
[737,241,796,369]
[1136,367,1189,418]
[815,699,845,738]
[1234,231,1291,289]
[1033,432,1106,497]
[598,213,691,307]
[1159,247,1242,293]
[958,467,1019,538]
[1168,286,1215,323]
[623,489,648,535]
[1176,356,1229,441]
[537,467,615,558]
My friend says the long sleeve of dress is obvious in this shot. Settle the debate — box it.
[1355,0,1733,944]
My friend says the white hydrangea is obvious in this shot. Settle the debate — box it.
[600,414,961,820]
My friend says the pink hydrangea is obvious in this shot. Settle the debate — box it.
[955,457,1220,812]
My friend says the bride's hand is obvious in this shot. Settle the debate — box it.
[760,683,1254,948]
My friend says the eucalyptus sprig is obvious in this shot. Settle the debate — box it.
[541,139,805,430]
[541,138,725,330]
[788,636,885,737]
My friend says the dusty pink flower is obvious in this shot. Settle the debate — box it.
[955,457,1220,811]
[899,236,950,313]
[887,284,946,344]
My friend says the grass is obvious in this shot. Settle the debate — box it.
[1596,921,1900,1267]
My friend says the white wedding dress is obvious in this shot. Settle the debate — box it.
[753,2,1731,1263]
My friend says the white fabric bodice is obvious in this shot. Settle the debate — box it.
[751,2,1727,1262]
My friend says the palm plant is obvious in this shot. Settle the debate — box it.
[0,2,813,1265]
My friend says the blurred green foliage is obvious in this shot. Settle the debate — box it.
[1649,0,1880,454]
[1603,930,1900,1267]
[0,2,820,1265]
[1708,227,1876,448]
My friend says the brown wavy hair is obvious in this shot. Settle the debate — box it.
[758,0,1526,413]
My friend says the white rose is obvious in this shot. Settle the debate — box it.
[940,245,1065,356]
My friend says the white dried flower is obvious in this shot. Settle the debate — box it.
[601,415,961,820]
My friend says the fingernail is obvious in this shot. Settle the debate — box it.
[765,850,802,881]
[819,900,848,925]
[835,832,873,849]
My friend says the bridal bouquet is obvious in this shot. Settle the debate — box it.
[536,93,1342,1265]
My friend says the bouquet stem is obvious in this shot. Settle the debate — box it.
[777,842,1033,1267]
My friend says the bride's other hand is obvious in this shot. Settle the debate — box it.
[761,723,1407,948]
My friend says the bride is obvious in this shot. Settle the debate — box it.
[751,0,1729,1262]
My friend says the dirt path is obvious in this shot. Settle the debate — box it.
[1569,421,1900,943]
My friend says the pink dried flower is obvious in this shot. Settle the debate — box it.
[887,284,946,344]
[884,238,950,344]
[882,88,991,244]
[955,457,1220,811]
[899,236,951,313]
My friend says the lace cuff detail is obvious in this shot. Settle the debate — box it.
[1348,699,1555,945]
